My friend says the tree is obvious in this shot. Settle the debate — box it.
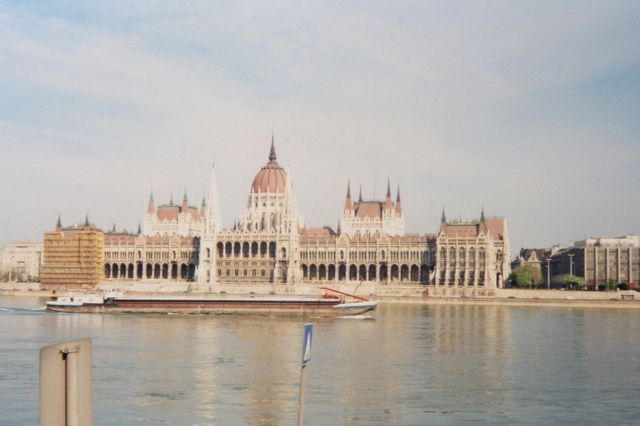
[604,278,616,291]
[509,264,543,288]
[565,275,585,290]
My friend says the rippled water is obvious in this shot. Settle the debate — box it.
[1,296,640,425]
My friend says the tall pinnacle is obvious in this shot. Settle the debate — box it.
[56,213,62,229]
[84,213,90,227]
[441,207,446,223]
[344,180,353,211]
[384,178,393,209]
[147,190,155,214]
[358,185,363,202]
[395,185,402,215]
[479,206,487,233]
[269,134,277,162]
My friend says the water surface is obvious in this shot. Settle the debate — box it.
[1,296,639,425]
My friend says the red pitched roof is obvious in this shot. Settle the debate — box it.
[485,218,505,241]
[354,201,383,219]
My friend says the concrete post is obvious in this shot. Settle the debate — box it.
[40,338,92,426]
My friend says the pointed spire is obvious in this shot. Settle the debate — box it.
[358,185,363,202]
[439,207,447,234]
[137,222,142,235]
[269,133,277,162]
[84,213,90,227]
[56,213,62,230]
[181,187,189,212]
[344,180,353,211]
[205,161,222,233]
[337,220,342,235]
[384,178,393,209]
[395,184,402,215]
[147,190,155,214]
[479,206,487,234]
[112,222,116,233]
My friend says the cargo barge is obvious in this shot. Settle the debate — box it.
[45,288,377,316]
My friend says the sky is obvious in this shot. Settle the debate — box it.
[1,1,639,255]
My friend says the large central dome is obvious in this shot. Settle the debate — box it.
[251,139,287,193]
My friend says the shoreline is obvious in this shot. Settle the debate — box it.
[376,296,640,309]
[2,288,640,309]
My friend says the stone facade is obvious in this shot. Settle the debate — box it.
[434,211,510,288]
[0,240,43,281]
[103,233,199,282]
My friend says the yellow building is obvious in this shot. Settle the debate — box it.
[41,216,105,289]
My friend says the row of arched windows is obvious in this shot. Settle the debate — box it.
[215,241,284,259]
[300,263,430,283]
[104,262,196,281]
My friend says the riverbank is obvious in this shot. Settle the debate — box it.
[378,296,640,309]
[2,281,639,308]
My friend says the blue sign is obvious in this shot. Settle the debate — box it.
[301,323,313,367]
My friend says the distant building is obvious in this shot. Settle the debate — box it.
[41,216,104,289]
[1,240,43,282]
[545,235,640,288]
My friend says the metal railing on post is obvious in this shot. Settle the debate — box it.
[40,338,92,426]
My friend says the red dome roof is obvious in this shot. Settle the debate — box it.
[251,139,287,193]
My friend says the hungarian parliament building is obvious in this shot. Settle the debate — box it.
[44,138,510,290]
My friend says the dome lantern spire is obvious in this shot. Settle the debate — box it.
[269,134,277,163]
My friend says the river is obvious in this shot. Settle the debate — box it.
[1,296,639,425]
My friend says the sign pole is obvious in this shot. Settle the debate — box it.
[297,363,307,426]
[297,323,313,426]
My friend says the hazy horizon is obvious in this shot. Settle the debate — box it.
[1,1,639,254]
